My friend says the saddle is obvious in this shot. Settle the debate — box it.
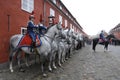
[99,39,104,43]
[98,38,106,44]
[18,34,42,48]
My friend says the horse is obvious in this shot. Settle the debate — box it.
[9,22,62,77]
[59,28,75,59]
[92,36,112,52]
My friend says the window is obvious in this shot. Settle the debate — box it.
[50,8,55,16]
[60,5,62,10]
[70,24,72,29]
[66,12,68,16]
[52,0,56,4]
[59,15,62,24]
[21,27,27,35]
[65,20,67,28]
[21,0,34,13]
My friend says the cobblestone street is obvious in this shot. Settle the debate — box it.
[0,45,120,80]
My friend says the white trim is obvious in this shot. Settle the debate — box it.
[52,0,56,4]
[21,0,34,13]
[59,15,62,24]
[50,8,55,16]
[21,27,27,35]
[65,19,67,28]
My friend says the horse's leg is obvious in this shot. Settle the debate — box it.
[65,48,69,60]
[70,46,73,57]
[48,53,52,72]
[61,49,66,63]
[9,50,18,72]
[69,47,72,58]
[25,54,31,67]
[52,51,57,69]
[61,51,64,64]
[104,42,109,51]
[58,51,62,67]
[40,54,47,77]
[63,51,66,63]
[17,51,25,72]
[92,40,97,52]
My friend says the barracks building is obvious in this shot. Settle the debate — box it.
[0,0,86,63]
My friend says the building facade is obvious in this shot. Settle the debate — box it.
[109,23,120,40]
[0,0,86,63]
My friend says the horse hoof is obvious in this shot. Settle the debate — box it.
[10,69,14,72]
[49,69,52,72]
[53,66,57,69]
[65,58,68,60]
[43,73,47,77]
[58,64,62,67]
[19,68,25,72]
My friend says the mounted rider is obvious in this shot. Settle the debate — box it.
[99,30,106,42]
[38,15,47,36]
[27,14,37,52]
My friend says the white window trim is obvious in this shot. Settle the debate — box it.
[60,5,62,10]
[21,27,27,35]
[70,24,72,29]
[59,15,62,24]
[21,0,34,13]
[65,20,67,28]
[50,8,55,16]
[52,0,56,4]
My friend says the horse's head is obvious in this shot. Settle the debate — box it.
[78,33,83,41]
[58,28,68,39]
[56,22,62,30]
[54,22,62,36]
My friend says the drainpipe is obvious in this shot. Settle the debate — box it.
[44,0,46,26]
[7,14,10,32]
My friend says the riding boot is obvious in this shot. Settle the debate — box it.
[30,42,35,52]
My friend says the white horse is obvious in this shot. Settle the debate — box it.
[9,22,62,77]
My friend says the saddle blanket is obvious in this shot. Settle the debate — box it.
[18,34,42,47]
[99,39,104,43]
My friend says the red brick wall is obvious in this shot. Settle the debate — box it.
[0,0,44,63]
[0,0,84,63]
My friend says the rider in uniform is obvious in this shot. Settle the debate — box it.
[38,17,47,36]
[27,15,37,52]
[99,30,106,42]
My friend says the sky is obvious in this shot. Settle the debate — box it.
[61,0,120,36]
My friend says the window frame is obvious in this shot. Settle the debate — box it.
[21,27,27,35]
[59,15,62,24]
[21,0,34,13]
[50,8,55,16]
[52,0,56,4]
[65,19,67,28]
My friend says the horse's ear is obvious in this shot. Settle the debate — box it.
[57,22,62,30]
[58,22,61,25]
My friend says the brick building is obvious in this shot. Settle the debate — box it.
[109,23,120,40]
[0,0,86,63]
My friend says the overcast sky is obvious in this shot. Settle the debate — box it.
[61,0,120,36]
